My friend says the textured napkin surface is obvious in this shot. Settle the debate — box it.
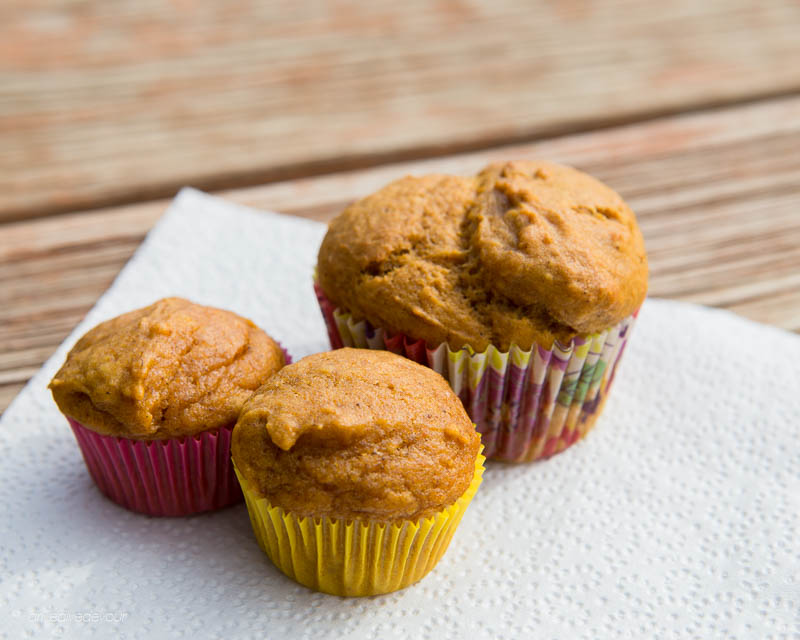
[1,189,798,639]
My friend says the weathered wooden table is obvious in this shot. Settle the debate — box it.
[2,1,800,412]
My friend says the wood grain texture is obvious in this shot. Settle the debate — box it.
[3,0,800,220]
[2,95,799,412]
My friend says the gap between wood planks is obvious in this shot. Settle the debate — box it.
[4,86,800,224]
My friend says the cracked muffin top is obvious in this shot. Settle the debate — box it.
[49,297,285,439]
[317,160,648,352]
[232,348,481,522]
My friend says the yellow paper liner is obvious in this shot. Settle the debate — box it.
[234,450,485,597]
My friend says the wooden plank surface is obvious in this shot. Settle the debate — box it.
[2,95,799,413]
[3,0,800,220]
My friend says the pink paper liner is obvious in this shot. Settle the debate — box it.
[68,417,241,517]
[315,282,635,462]
[65,345,292,516]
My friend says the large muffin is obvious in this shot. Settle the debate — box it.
[232,348,484,595]
[317,160,647,352]
[315,160,647,462]
[49,297,286,516]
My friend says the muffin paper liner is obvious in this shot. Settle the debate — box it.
[315,282,636,462]
[65,346,292,517]
[68,418,242,517]
[235,450,485,597]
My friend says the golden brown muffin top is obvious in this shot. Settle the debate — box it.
[232,348,481,522]
[49,297,285,439]
[317,160,648,351]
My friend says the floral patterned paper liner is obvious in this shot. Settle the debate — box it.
[64,345,292,517]
[314,282,636,462]
[235,449,485,596]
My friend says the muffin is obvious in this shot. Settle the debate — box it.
[49,297,287,516]
[315,160,647,462]
[232,348,484,596]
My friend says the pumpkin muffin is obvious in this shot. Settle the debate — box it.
[315,160,647,462]
[49,297,287,516]
[232,348,484,596]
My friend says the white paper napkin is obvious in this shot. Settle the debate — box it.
[1,188,798,639]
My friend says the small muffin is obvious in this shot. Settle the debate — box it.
[232,348,484,596]
[49,297,286,516]
[315,160,647,462]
